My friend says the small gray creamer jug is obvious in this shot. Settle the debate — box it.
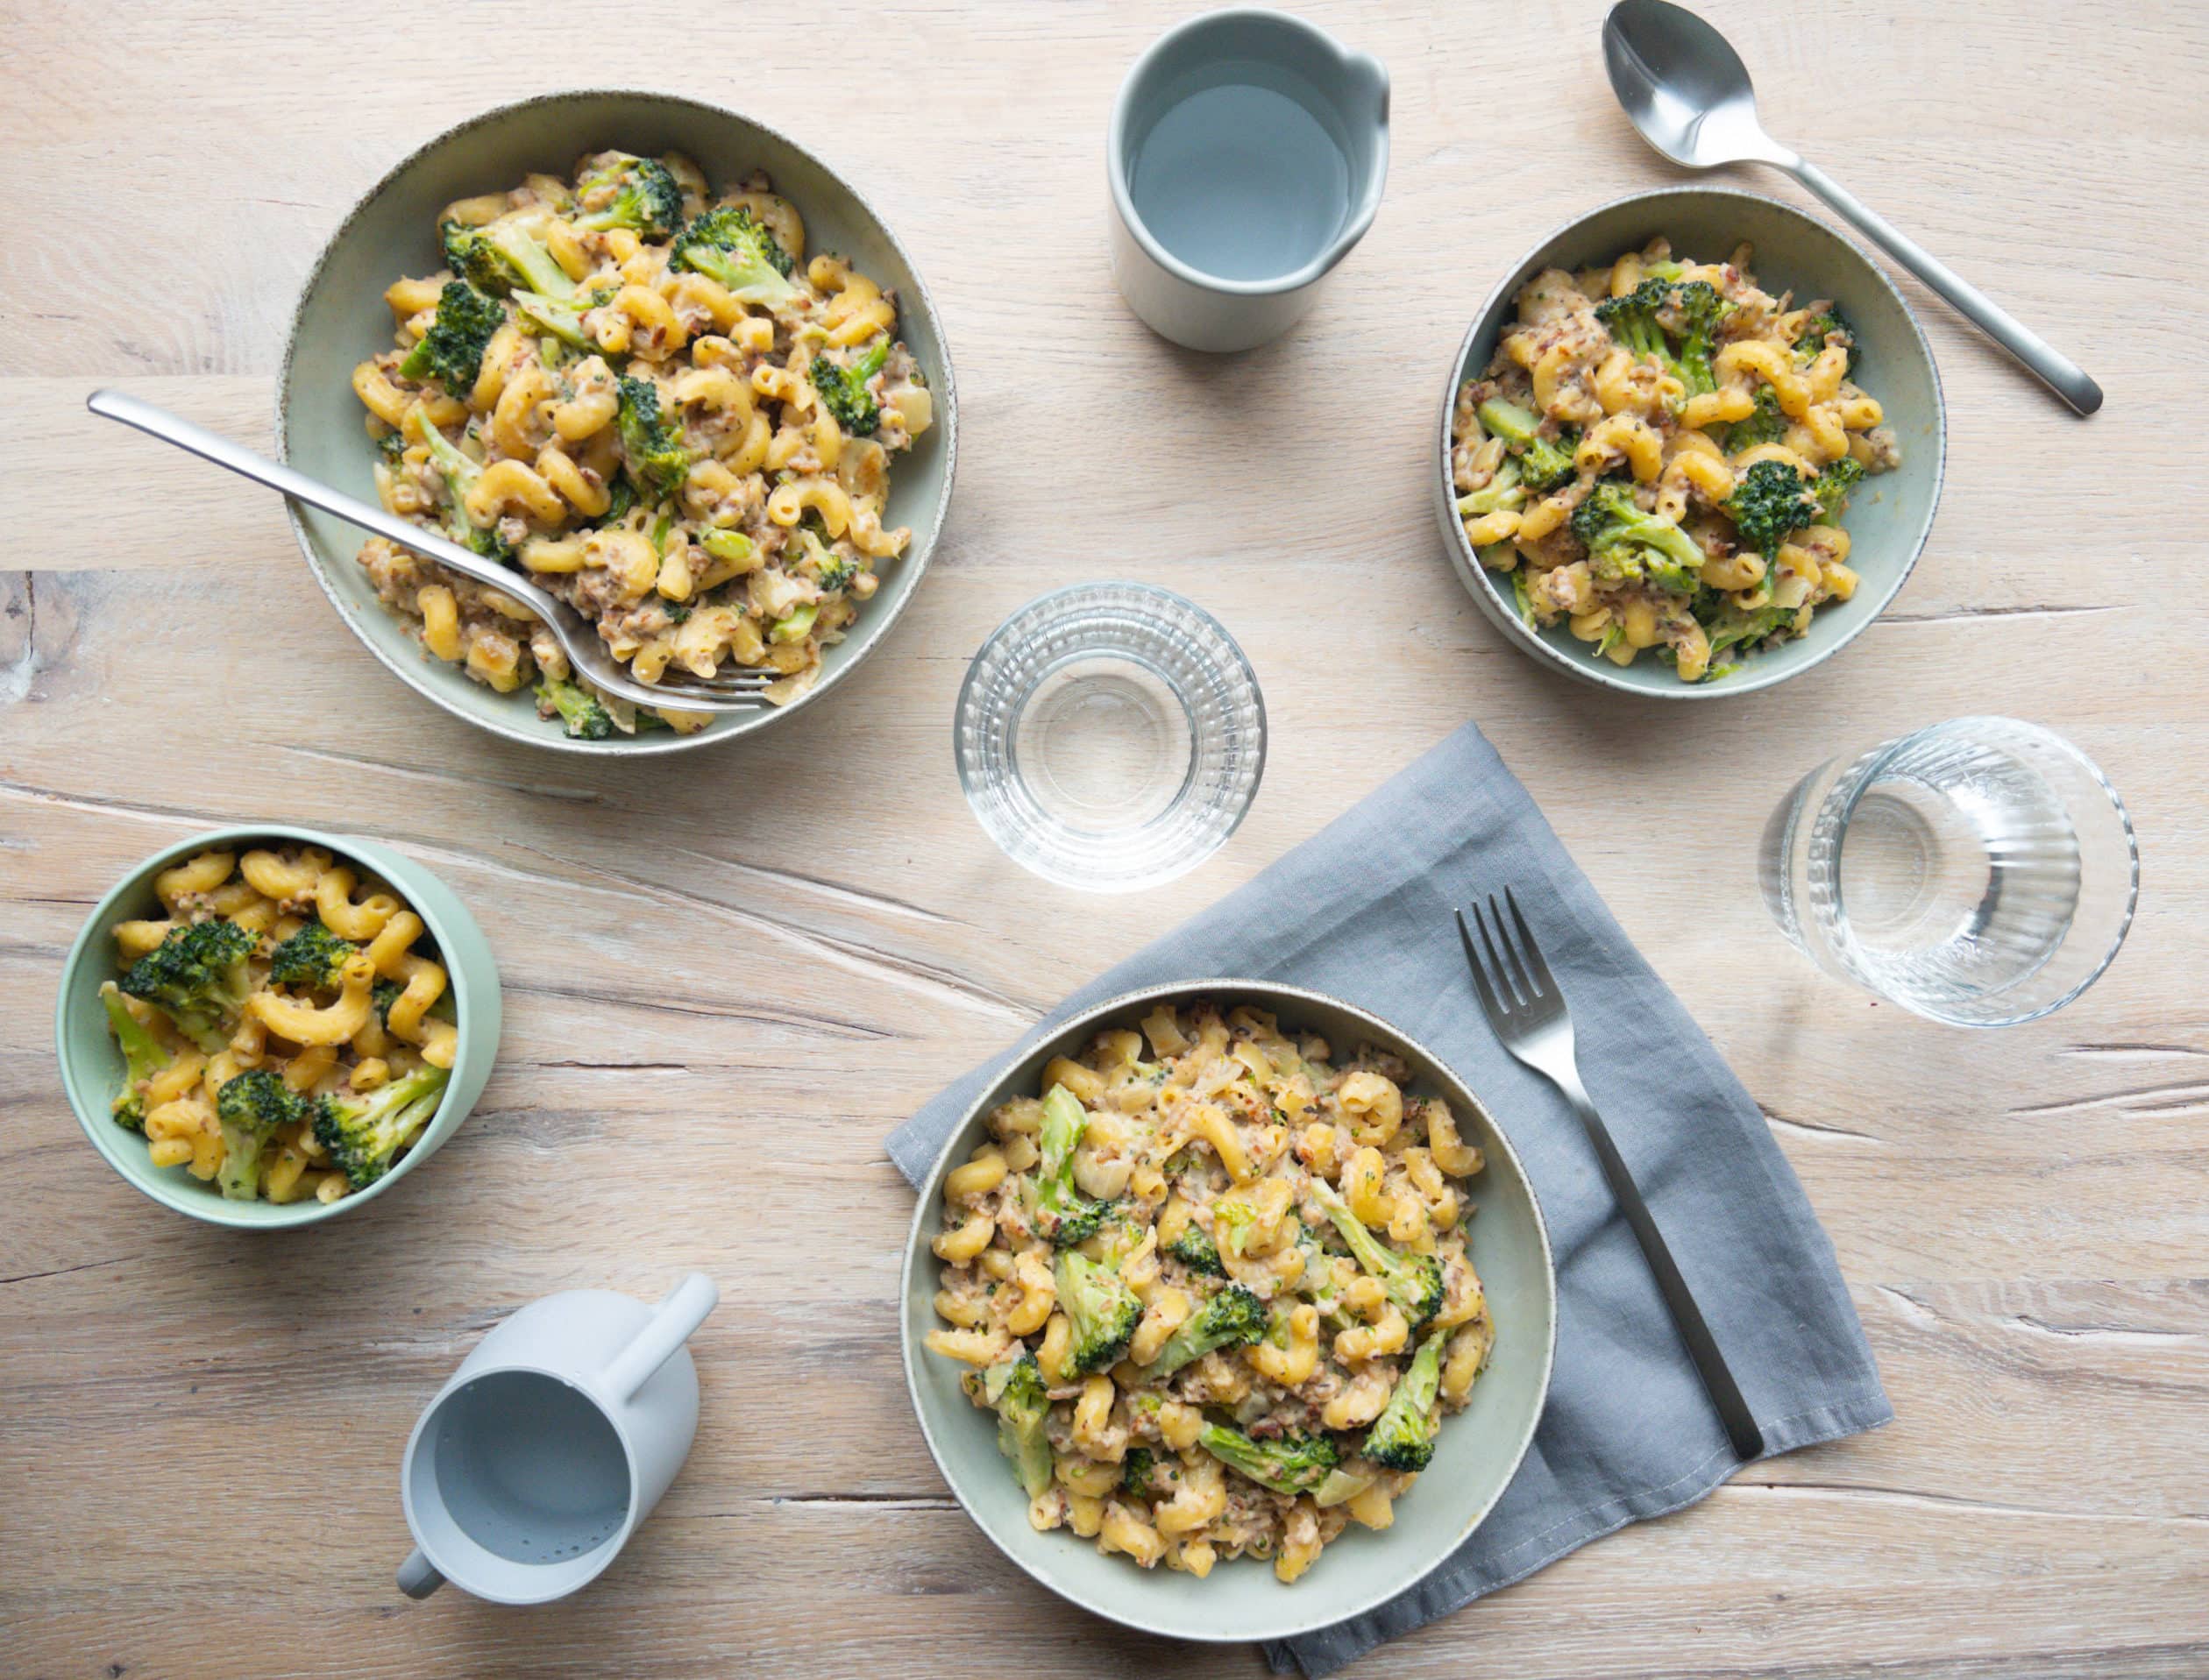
[1108,7,1389,352]
[396,1273,718,1604]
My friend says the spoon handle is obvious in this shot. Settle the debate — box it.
[1784,159,2101,415]
[82,387,564,613]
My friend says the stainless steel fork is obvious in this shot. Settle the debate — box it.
[1458,888,1765,1462]
[86,389,776,713]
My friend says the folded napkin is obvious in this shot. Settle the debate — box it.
[889,722,1890,1676]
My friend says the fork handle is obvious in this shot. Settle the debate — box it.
[1557,1070,1765,1461]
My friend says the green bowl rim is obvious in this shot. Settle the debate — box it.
[1431,182,1948,701]
[897,977,1558,1642]
[53,823,490,1229]
[274,86,960,756]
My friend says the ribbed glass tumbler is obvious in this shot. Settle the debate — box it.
[1759,716,2137,1026]
[955,583,1266,893]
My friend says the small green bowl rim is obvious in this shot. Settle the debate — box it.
[53,824,490,1230]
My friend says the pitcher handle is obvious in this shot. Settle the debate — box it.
[600,1272,719,1403]
[397,1548,444,1599]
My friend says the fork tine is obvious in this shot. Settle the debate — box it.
[1502,886,1555,1000]
[1485,894,1541,1004]
[1474,897,1526,1009]
[1455,907,1507,1018]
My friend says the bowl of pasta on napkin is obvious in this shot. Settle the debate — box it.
[899,980,1555,1643]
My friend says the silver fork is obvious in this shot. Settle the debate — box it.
[1459,888,1765,1462]
[86,389,774,713]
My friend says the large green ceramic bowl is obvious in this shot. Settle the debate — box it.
[54,826,502,1229]
[278,89,957,755]
[900,981,1556,1644]
[1433,186,1945,699]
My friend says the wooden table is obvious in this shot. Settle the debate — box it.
[5,1,2204,1674]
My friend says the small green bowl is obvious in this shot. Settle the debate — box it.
[54,826,502,1229]
[899,980,1556,1644]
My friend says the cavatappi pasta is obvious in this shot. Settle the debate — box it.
[98,846,456,1202]
[350,150,933,734]
[925,1000,1495,1584]
[1453,237,1900,682]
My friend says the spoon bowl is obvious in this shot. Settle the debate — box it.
[1602,0,1793,168]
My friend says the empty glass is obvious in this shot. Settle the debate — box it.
[1759,717,2136,1026]
[955,583,1265,892]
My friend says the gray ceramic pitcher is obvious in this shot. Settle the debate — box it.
[1108,8,1389,351]
[396,1273,718,1605]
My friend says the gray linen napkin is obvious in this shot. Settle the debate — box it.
[888,722,1890,1676]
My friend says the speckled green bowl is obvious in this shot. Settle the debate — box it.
[54,826,502,1229]
[1434,186,1945,699]
[279,89,957,755]
[899,980,1556,1644]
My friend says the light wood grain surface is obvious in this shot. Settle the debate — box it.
[4,0,2206,1675]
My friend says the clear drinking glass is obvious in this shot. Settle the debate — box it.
[955,583,1266,892]
[1759,717,2137,1026]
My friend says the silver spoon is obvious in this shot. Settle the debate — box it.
[1602,0,2102,415]
[86,389,773,713]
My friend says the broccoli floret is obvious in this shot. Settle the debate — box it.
[267,923,357,990]
[1715,456,1864,586]
[1793,305,1854,372]
[117,918,256,1053]
[789,527,859,593]
[1308,1179,1445,1328]
[1570,479,1707,594]
[537,675,614,741]
[614,376,693,498]
[1121,1445,1171,1500]
[512,288,593,351]
[701,527,754,567]
[1476,397,1579,493]
[1291,1222,1353,1329]
[1595,275,1730,397]
[100,982,171,1131]
[1053,1249,1141,1376]
[1197,1423,1341,1496]
[441,218,576,301]
[1164,1223,1225,1278]
[372,977,403,1029]
[1721,386,1789,454]
[669,206,800,308]
[1147,1282,1267,1378]
[396,280,503,392]
[809,341,891,436]
[1024,1083,1117,1247]
[1658,278,1730,395]
[1812,456,1865,523]
[1703,600,1799,659]
[572,153,683,237]
[1724,459,1822,560]
[1456,457,1526,521]
[966,1351,1053,1499]
[769,603,819,645]
[1508,565,1537,627]
[310,1064,450,1189]
[1362,1329,1447,1472]
[214,1068,303,1202]
[406,407,502,556]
